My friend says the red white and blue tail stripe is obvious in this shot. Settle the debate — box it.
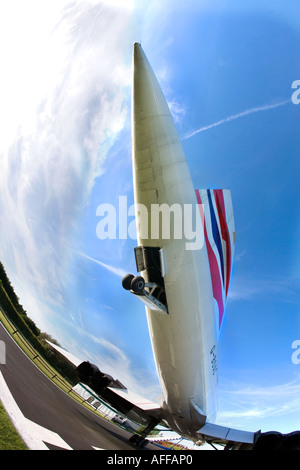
[195,189,236,329]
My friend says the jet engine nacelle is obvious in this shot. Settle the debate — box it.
[76,361,114,392]
[252,431,300,450]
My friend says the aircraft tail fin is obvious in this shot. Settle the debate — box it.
[195,189,236,328]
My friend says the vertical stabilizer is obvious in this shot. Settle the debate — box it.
[196,189,236,328]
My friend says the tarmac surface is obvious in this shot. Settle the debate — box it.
[0,321,157,450]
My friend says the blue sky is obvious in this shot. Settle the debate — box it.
[0,0,300,435]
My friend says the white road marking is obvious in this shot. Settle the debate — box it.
[0,371,72,450]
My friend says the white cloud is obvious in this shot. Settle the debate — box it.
[217,377,300,432]
[168,100,187,125]
[228,275,300,303]
[0,1,133,324]
[0,1,162,406]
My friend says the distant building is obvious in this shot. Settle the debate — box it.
[73,382,139,431]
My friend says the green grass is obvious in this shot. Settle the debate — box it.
[0,400,28,450]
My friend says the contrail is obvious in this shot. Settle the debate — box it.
[78,252,126,278]
[183,99,290,139]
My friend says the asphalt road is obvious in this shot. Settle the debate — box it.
[0,321,157,450]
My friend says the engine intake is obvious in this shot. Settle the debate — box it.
[253,431,300,450]
[76,361,114,392]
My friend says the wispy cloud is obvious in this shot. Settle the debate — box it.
[0,2,133,326]
[218,376,300,432]
[78,252,126,278]
[183,99,290,139]
[168,100,187,124]
[228,275,300,303]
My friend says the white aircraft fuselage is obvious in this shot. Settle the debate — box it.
[131,43,223,440]
[52,43,296,448]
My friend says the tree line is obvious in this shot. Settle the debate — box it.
[0,261,77,383]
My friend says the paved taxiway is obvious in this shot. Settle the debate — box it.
[0,320,157,450]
